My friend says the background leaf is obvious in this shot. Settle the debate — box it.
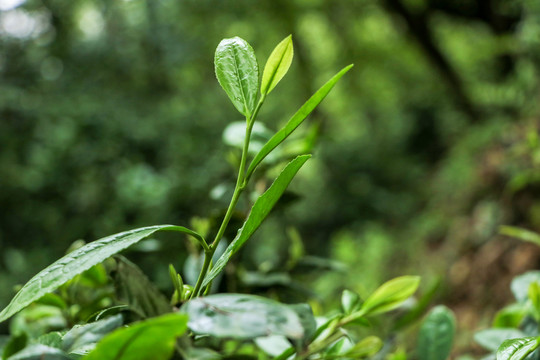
[511,271,540,303]
[359,276,420,316]
[0,225,200,323]
[246,65,352,180]
[202,155,311,288]
[83,312,188,360]
[215,37,258,117]
[181,294,309,340]
[260,35,293,95]
[112,256,171,319]
[499,226,540,246]
[475,328,527,352]
[417,306,456,360]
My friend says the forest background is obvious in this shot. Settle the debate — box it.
[1,0,539,355]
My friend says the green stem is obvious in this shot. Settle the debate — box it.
[295,332,345,360]
[191,96,265,298]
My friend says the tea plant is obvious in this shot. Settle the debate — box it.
[0,36,451,360]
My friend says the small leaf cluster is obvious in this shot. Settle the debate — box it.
[473,227,540,360]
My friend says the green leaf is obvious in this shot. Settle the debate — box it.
[497,337,540,360]
[202,155,311,288]
[35,332,63,349]
[475,329,527,352]
[35,294,67,310]
[215,37,258,117]
[394,277,441,331]
[493,304,527,328]
[345,336,383,358]
[255,335,291,357]
[222,121,274,155]
[3,333,27,359]
[289,303,316,345]
[112,256,171,319]
[360,276,420,316]
[325,337,354,356]
[246,64,353,180]
[260,35,293,95]
[181,294,306,340]
[83,312,188,360]
[62,315,123,355]
[0,225,202,323]
[511,271,540,303]
[417,306,456,360]
[500,226,540,246]
[529,282,540,321]
[341,289,362,314]
[7,344,70,360]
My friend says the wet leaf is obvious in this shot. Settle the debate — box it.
[497,337,540,360]
[62,314,123,355]
[0,225,200,323]
[181,294,307,340]
[215,37,258,117]
[7,344,70,360]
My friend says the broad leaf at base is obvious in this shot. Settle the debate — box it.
[0,225,202,323]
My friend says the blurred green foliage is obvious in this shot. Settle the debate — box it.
[1,0,540,346]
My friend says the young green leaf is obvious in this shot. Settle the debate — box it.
[417,306,456,360]
[500,226,540,246]
[83,312,188,360]
[246,64,353,181]
[202,155,311,288]
[0,225,203,323]
[345,336,383,358]
[497,337,540,360]
[215,37,259,117]
[493,304,527,328]
[181,294,308,340]
[360,276,420,316]
[529,282,540,321]
[341,289,362,314]
[260,35,293,95]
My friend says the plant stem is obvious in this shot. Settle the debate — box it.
[295,332,345,360]
[191,96,265,298]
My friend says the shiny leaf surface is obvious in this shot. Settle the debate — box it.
[181,294,306,340]
[0,225,200,323]
[215,37,258,117]
[497,337,540,360]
